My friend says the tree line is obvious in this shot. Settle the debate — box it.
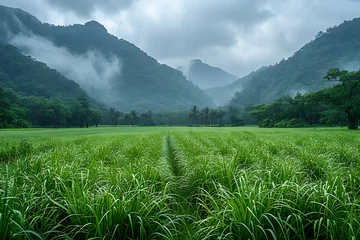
[4,68,356,129]
[0,87,248,128]
[188,106,245,126]
[0,87,103,128]
[105,106,246,127]
[249,68,360,130]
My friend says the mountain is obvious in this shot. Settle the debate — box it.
[0,44,88,100]
[223,18,360,107]
[205,69,264,106]
[177,59,238,89]
[0,5,214,112]
[0,44,106,128]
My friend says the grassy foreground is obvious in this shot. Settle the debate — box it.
[1,126,360,239]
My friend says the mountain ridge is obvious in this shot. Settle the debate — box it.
[220,18,360,107]
[177,59,238,90]
[0,5,214,112]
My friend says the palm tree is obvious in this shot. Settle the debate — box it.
[199,110,205,125]
[217,110,226,126]
[114,110,121,125]
[109,107,121,125]
[209,109,215,126]
[211,109,219,126]
[214,109,219,126]
[0,87,10,128]
[130,110,139,126]
[203,107,210,126]
[109,107,115,116]
[189,105,199,125]
[124,113,131,126]
[141,110,152,126]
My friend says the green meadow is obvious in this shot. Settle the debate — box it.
[1,126,360,239]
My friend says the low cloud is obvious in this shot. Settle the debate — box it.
[341,61,360,72]
[177,61,194,80]
[10,33,122,106]
[43,0,133,18]
[2,0,360,78]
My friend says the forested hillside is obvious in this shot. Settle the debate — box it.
[249,68,360,130]
[0,44,104,128]
[0,5,214,111]
[226,18,360,107]
[0,45,88,99]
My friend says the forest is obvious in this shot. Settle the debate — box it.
[249,68,360,129]
[1,67,359,129]
[0,85,249,128]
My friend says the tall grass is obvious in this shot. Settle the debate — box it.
[1,127,360,239]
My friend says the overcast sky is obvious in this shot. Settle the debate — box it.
[2,0,360,77]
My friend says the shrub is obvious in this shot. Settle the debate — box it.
[274,118,308,128]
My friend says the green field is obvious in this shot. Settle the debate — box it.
[1,126,360,239]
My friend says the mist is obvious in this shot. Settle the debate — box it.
[341,61,360,72]
[178,61,193,81]
[9,33,122,107]
[289,88,308,97]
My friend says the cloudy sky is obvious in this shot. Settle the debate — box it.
[2,0,360,77]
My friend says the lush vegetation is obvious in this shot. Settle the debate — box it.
[1,126,360,239]
[0,45,227,129]
[0,5,214,112]
[0,85,250,128]
[0,44,107,128]
[0,86,105,128]
[249,68,360,130]
[0,45,87,100]
[104,105,255,127]
[215,17,360,107]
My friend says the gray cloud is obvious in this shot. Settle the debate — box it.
[2,0,360,78]
[44,0,133,17]
[126,0,275,59]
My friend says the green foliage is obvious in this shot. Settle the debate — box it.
[324,68,360,129]
[186,106,229,127]
[0,45,87,100]
[250,68,360,129]
[274,118,308,128]
[0,44,107,128]
[0,86,105,128]
[229,115,244,126]
[2,126,360,239]
[250,93,327,128]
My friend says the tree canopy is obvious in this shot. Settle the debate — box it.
[324,68,360,129]
[249,68,359,129]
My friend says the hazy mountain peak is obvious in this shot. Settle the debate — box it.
[84,21,108,34]
[178,59,238,89]
[191,59,203,64]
